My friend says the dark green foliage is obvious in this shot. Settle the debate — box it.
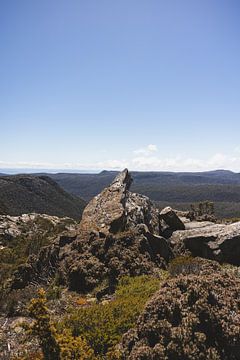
[46,285,62,300]
[120,271,240,360]
[190,201,215,220]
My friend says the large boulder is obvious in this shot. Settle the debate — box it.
[160,207,185,231]
[79,169,160,235]
[171,221,240,265]
[159,207,185,238]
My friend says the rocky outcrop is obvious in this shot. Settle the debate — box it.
[80,169,160,235]
[0,213,77,289]
[0,213,76,248]
[11,170,174,291]
[10,169,240,293]
[171,221,240,265]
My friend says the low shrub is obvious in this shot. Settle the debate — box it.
[46,285,62,300]
[168,255,221,277]
[75,297,88,306]
[0,285,37,316]
[120,271,240,360]
[26,289,96,360]
[59,275,163,358]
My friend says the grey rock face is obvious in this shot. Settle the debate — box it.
[79,169,132,234]
[171,221,240,265]
[159,207,185,238]
[80,169,160,235]
[160,207,185,231]
[125,192,160,234]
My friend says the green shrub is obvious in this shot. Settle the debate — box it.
[57,329,95,360]
[46,285,62,300]
[27,288,61,360]
[115,273,166,299]
[26,289,96,360]
[59,275,163,358]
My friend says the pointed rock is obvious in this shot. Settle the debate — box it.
[79,169,160,235]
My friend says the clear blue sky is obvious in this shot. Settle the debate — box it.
[1,0,240,172]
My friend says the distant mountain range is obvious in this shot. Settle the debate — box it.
[43,170,240,219]
[0,175,86,219]
[33,169,240,200]
[1,169,240,219]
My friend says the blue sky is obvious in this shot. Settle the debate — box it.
[1,0,240,172]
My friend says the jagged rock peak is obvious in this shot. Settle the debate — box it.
[79,169,160,235]
[109,168,132,190]
[79,169,131,234]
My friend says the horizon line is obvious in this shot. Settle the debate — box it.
[0,167,238,175]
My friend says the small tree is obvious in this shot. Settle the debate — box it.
[27,288,61,360]
[209,201,215,215]
[27,289,95,360]
[198,202,203,216]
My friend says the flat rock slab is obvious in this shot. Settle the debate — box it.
[171,221,240,265]
[184,221,217,230]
